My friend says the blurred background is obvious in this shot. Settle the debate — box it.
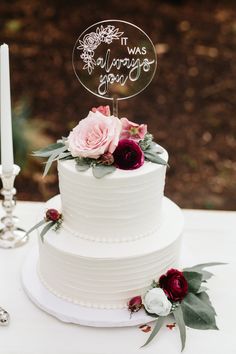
[0,0,235,210]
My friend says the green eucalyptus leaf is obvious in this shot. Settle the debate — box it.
[148,141,164,154]
[33,143,69,177]
[139,133,154,151]
[197,291,217,315]
[75,160,90,172]
[181,292,218,330]
[33,142,66,157]
[147,142,164,154]
[43,151,60,177]
[183,263,227,281]
[144,151,168,166]
[197,285,208,293]
[44,150,71,164]
[141,316,165,348]
[183,262,226,273]
[81,157,97,165]
[26,219,46,236]
[40,221,55,243]
[92,164,116,179]
[200,270,214,281]
[173,306,186,352]
[57,152,72,160]
[60,155,74,161]
[183,271,202,293]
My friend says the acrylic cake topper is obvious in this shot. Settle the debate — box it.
[72,20,157,115]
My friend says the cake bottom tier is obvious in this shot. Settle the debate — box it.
[38,196,184,309]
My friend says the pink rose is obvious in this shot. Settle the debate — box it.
[91,105,111,117]
[120,117,147,141]
[67,111,121,159]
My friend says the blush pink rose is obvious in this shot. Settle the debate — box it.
[120,117,147,141]
[91,105,111,116]
[67,111,121,159]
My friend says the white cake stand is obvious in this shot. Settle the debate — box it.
[21,246,154,327]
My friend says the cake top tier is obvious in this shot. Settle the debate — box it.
[58,150,168,243]
[29,106,169,243]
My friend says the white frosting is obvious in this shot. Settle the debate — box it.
[38,196,184,309]
[37,145,184,309]
[58,147,168,242]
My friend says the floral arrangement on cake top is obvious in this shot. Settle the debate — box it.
[33,106,167,178]
[128,262,225,351]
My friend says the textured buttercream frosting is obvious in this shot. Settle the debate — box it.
[38,196,184,309]
[37,144,184,309]
[58,146,168,242]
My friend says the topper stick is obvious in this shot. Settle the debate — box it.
[113,96,118,117]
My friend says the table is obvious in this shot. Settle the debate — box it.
[0,201,235,354]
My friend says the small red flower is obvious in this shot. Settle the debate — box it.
[46,209,61,222]
[159,269,188,302]
[100,152,114,166]
[128,296,143,313]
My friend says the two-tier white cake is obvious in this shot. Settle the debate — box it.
[37,145,184,309]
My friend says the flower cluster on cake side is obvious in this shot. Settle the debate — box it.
[33,105,167,179]
[128,263,225,351]
[26,208,63,242]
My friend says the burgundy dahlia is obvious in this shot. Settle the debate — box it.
[128,296,143,313]
[113,139,144,170]
[46,209,61,222]
[159,269,188,302]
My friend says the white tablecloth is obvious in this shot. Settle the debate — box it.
[0,201,235,354]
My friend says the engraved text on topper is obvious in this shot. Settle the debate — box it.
[76,24,156,97]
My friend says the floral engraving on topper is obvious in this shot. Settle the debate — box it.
[77,25,123,75]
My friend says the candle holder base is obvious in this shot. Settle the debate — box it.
[0,227,28,249]
[0,164,28,248]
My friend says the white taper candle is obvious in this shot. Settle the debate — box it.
[0,43,14,174]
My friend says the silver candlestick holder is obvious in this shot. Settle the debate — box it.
[0,164,28,248]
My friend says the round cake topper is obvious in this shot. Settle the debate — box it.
[72,20,157,101]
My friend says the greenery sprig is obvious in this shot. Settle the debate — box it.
[26,209,63,242]
[128,262,226,351]
[139,133,169,166]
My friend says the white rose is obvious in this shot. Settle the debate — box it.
[143,288,172,316]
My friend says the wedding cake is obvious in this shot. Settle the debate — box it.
[22,20,222,351]
[35,107,184,309]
